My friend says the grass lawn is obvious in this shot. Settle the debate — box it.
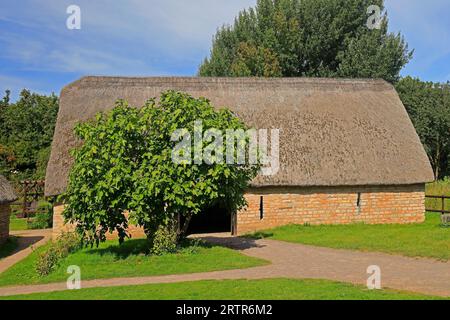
[0,238,267,287]
[248,213,450,260]
[0,237,18,260]
[1,278,446,300]
[9,217,28,231]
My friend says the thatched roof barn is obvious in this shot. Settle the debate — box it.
[0,175,17,244]
[47,77,434,236]
[0,175,17,205]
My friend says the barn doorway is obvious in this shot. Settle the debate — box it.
[185,202,232,235]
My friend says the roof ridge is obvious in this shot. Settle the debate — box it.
[62,76,392,93]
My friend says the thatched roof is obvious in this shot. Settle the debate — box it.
[45,77,434,196]
[0,175,17,204]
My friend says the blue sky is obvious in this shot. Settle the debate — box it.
[0,0,449,100]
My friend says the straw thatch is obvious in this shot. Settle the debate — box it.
[0,175,17,204]
[45,77,434,196]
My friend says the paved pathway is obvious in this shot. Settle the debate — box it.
[0,229,52,274]
[0,233,449,297]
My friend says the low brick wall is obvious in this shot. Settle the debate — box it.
[53,184,426,238]
[0,204,11,245]
[52,205,146,240]
[236,184,426,234]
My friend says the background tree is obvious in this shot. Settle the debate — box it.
[63,91,260,246]
[0,90,59,181]
[396,77,450,179]
[199,0,411,83]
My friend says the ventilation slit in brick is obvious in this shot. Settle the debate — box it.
[356,192,362,215]
[259,196,264,220]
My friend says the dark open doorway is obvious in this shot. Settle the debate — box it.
[185,202,232,235]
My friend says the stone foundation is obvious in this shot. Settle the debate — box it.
[0,204,11,245]
[52,184,426,238]
[236,184,426,234]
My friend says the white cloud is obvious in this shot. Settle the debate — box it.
[46,48,150,75]
[0,0,256,76]
[0,75,50,100]
[0,75,32,89]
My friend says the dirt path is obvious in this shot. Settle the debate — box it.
[198,234,450,297]
[0,233,449,297]
[0,229,52,274]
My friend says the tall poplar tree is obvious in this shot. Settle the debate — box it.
[199,0,411,83]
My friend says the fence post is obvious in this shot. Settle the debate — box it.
[442,196,445,216]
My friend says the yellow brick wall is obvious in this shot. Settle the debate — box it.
[52,205,146,240]
[0,204,11,245]
[53,184,426,238]
[52,204,74,238]
[236,184,426,234]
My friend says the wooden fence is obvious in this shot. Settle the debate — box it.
[425,194,450,225]
[425,195,450,214]
[10,180,45,218]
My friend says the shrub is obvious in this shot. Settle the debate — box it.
[150,221,178,256]
[28,200,53,230]
[35,232,81,276]
[35,246,60,276]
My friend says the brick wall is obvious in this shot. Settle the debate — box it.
[53,184,426,238]
[52,205,146,240]
[236,184,426,235]
[0,204,11,245]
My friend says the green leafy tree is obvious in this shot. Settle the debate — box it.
[63,91,260,246]
[396,77,450,179]
[0,89,59,181]
[0,90,13,177]
[199,0,412,83]
[0,144,15,177]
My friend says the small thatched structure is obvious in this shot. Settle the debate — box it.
[46,77,434,236]
[0,175,17,245]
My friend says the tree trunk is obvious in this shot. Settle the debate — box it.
[434,138,441,180]
[176,213,192,242]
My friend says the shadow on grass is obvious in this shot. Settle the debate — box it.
[196,235,267,250]
[0,237,19,259]
[85,238,214,260]
[0,235,45,259]
[242,232,274,240]
[86,239,150,259]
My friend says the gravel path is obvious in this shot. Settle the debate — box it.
[0,233,449,297]
[0,229,52,274]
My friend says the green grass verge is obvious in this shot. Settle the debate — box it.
[9,218,28,231]
[247,213,450,260]
[1,278,446,300]
[0,237,18,260]
[0,239,267,287]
